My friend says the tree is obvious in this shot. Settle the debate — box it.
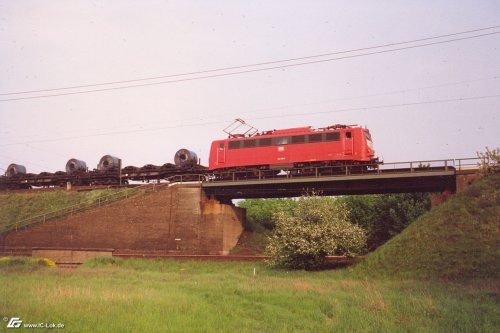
[337,193,431,250]
[266,195,367,270]
[237,198,297,230]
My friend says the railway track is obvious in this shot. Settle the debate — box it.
[0,250,361,267]
[0,157,480,192]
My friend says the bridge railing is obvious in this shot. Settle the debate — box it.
[1,183,170,234]
[454,157,483,170]
[378,158,483,172]
[209,157,482,182]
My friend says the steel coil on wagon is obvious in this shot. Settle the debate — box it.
[98,155,120,171]
[174,149,198,166]
[65,158,87,173]
[6,163,27,177]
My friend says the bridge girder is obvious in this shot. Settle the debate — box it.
[202,170,457,200]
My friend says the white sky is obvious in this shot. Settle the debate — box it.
[1,1,499,174]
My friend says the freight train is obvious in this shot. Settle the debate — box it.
[0,122,379,190]
[0,149,205,190]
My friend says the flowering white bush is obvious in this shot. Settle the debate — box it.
[266,195,367,269]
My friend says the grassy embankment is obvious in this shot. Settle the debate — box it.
[354,173,500,279]
[0,189,123,231]
[0,174,498,332]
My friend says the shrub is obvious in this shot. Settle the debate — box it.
[0,256,57,270]
[37,257,57,267]
[266,195,367,270]
[477,147,500,175]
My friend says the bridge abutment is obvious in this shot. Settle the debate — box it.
[431,171,482,207]
[0,185,245,258]
[456,172,482,193]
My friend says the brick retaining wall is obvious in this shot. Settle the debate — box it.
[0,185,244,255]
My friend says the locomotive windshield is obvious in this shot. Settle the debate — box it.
[364,131,374,150]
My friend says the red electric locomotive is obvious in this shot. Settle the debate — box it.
[208,122,378,176]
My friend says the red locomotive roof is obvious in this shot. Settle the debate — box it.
[270,127,312,135]
[229,124,361,139]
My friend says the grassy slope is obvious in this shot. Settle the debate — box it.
[354,173,500,279]
[1,259,498,332]
[230,226,270,255]
[0,189,118,230]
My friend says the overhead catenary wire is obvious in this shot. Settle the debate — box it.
[249,93,500,121]
[1,29,499,102]
[1,25,499,96]
[2,74,499,143]
[1,93,498,147]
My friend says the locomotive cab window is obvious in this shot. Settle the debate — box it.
[346,132,352,139]
[364,131,372,141]
[228,141,241,149]
[219,143,224,149]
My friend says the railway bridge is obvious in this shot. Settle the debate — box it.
[202,158,480,202]
[0,158,481,261]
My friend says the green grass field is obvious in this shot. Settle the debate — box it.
[0,258,499,333]
[1,174,498,332]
